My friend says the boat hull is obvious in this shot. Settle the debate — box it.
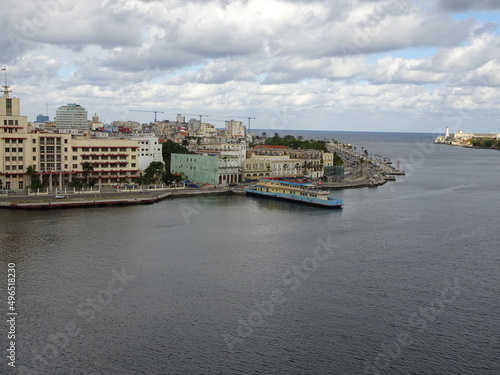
[245,188,343,208]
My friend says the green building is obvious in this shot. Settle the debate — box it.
[171,153,241,186]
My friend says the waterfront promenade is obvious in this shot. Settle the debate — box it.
[1,143,404,209]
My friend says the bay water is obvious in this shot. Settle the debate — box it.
[1,132,499,374]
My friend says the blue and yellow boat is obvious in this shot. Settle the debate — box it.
[244,179,343,208]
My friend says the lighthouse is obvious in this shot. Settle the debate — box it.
[445,125,449,137]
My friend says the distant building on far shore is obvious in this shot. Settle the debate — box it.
[434,126,500,145]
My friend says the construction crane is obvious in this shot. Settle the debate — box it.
[231,116,256,132]
[130,110,164,122]
[182,114,209,122]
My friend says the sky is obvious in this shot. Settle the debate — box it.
[2,0,500,133]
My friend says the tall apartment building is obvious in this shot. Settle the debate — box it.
[225,120,245,136]
[55,103,88,130]
[0,86,140,190]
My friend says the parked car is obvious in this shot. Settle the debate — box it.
[55,195,66,199]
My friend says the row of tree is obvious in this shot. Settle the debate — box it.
[470,138,500,150]
[264,133,329,152]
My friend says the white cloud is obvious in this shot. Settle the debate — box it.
[1,0,500,132]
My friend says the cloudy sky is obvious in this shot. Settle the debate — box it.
[2,0,500,133]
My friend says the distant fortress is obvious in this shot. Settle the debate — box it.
[434,126,500,146]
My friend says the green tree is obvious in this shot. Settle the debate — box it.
[144,161,165,184]
[162,140,191,171]
[30,179,43,191]
[82,162,94,187]
[26,165,37,187]
[68,179,84,190]
[181,137,190,148]
[294,163,301,176]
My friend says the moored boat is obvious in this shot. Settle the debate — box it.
[244,179,343,208]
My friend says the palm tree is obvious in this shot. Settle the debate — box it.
[181,137,190,147]
[26,165,37,187]
[294,163,300,176]
[283,163,288,176]
[82,162,94,187]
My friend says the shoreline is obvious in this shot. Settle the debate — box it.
[0,174,397,210]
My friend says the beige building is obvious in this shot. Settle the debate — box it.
[242,154,302,181]
[251,145,325,179]
[0,86,140,190]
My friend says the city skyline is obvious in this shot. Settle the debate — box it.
[2,0,500,133]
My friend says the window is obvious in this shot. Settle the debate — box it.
[131,163,136,167]
[11,156,16,161]
[33,147,36,152]
[5,148,10,152]
[6,99,12,116]
[5,139,10,143]
[18,148,22,153]
[33,156,36,161]
[5,156,10,161]
[73,156,77,160]
[72,164,78,169]
[18,139,23,143]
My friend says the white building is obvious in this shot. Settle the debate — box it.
[192,142,247,167]
[133,136,163,170]
[55,103,88,130]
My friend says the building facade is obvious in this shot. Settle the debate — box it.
[171,153,241,185]
[133,136,163,170]
[55,103,88,130]
[0,86,140,190]
[242,154,302,181]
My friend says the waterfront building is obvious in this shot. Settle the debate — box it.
[171,153,241,185]
[132,136,163,170]
[190,142,247,167]
[434,126,500,145]
[55,103,89,130]
[0,86,140,190]
[242,154,302,181]
[252,145,325,179]
[323,152,334,167]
